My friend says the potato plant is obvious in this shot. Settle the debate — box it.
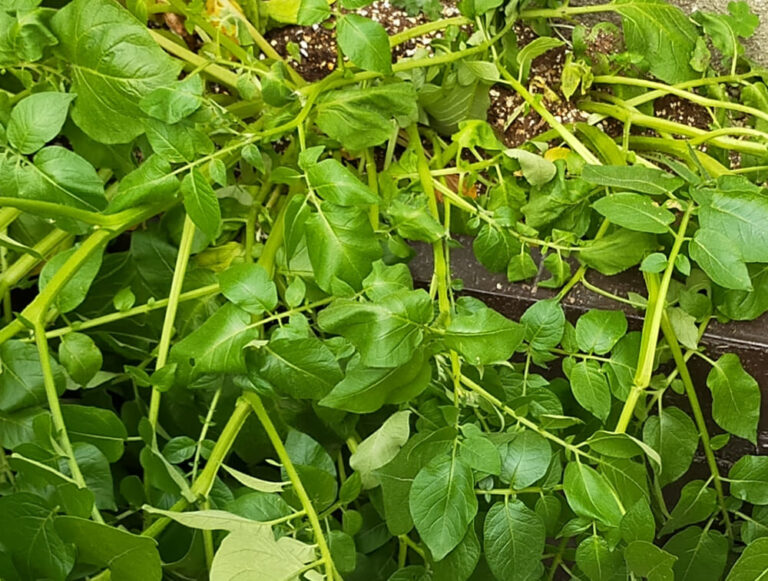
[1,0,768,579]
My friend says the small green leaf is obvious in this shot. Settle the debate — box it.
[306,158,377,206]
[729,456,768,505]
[59,332,102,386]
[643,406,699,486]
[498,430,551,489]
[7,92,75,153]
[483,499,545,580]
[625,540,676,581]
[582,165,685,195]
[593,193,675,234]
[690,229,752,291]
[409,455,477,561]
[576,535,624,581]
[521,300,565,352]
[443,301,524,365]
[219,263,278,315]
[706,353,760,443]
[181,169,221,240]
[504,148,557,186]
[569,360,612,421]
[350,411,411,489]
[575,309,628,354]
[660,480,717,535]
[337,15,392,74]
[563,462,624,527]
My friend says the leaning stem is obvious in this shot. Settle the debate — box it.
[242,392,338,581]
[615,205,693,433]
[660,312,733,539]
[148,216,197,431]
[34,323,103,523]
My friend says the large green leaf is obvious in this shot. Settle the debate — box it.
[55,516,162,581]
[7,92,75,154]
[726,537,768,581]
[315,83,418,151]
[706,353,760,443]
[483,499,545,581]
[614,0,699,83]
[498,430,551,489]
[181,170,221,240]
[443,300,524,365]
[576,535,625,581]
[690,229,752,291]
[50,0,181,143]
[319,349,432,413]
[409,454,477,561]
[728,456,768,505]
[592,193,675,234]
[350,410,411,488]
[306,203,382,295]
[579,229,657,275]
[663,526,729,581]
[569,360,612,421]
[581,165,685,196]
[0,493,75,581]
[563,462,624,527]
[642,406,699,486]
[304,158,378,206]
[336,14,392,74]
[0,340,66,413]
[318,289,433,367]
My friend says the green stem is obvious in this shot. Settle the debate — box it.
[521,3,617,19]
[389,16,470,47]
[44,284,220,340]
[556,220,610,301]
[615,205,693,433]
[496,65,601,165]
[409,125,451,316]
[34,323,103,523]
[148,216,197,431]
[660,311,733,539]
[0,229,72,298]
[242,392,337,580]
[593,74,768,125]
[475,485,563,495]
[0,208,21,230]
[151,31,240,88]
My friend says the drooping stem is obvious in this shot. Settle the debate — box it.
[242,392,338,581]
[148,216,197,431]
[660,311,733,539]
[615,205,694,433]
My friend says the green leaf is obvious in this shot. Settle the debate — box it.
[706,353,760,443]
[306,203,382,295]
[729,456,768,505]
[329,530,357,574]
[28,146,106,212]
[581,164,685,195]
[569,360,612,421]
[61,404,126,463]
[515,37,565,83]
[660,480,717,535]
[180,169,221,240]
[693,2,759,59]
[247,337,343,400]
[69,442,115,510]
[504,148,557,186]
[614,0,699,83]
[592,193,675,234]
[219,263,277,315]
[520,300,565,352]
[50,0,181,143]
[59,332,102,386]
[38,245,103,314]
[625,541,676,581]
[443,301,524,365]
[695,186,768,263]
[483,499,545,581]
[108,155,179,213]
[663,526,728,581]
[563,462,624,527]
[429,526,481,581]
[350,410,411,488]
[211,528,315,581]
[138,76,203,124]
[55,516,162,581]
[409,454,477,560]
[0,493,75,581]
[642,406,699,486]
[305,158,378,206]
[473,224,520,273]
[498,430,552,489]
[8,455,94,518]
[171,303,261,375]
[717,265,768,321]
[0,340,65,412]
[318,289,433,367]
[576,309,628,355]
[315,83,418,151]
[144,119,213,163]
[336,15,392,74]
[620,499,656,544]
[319,349,432,413]
[690,229,752,291]
[726,537,768,581]
[458,433,501,475]
[579,229,657,275]
[221,465,288,493]
[576,535,624,581]
[7,92,75,154]
[388,198,444,243]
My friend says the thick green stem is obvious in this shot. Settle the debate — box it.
[521,3,617,19]
[0,229,72,299]
[660,312,733,539]
[615,205,693,433]
[0,208,21,230]
[148,216,197,431]
[242,392,338,580]
[389,16,470,46]
[409,125,451,316]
